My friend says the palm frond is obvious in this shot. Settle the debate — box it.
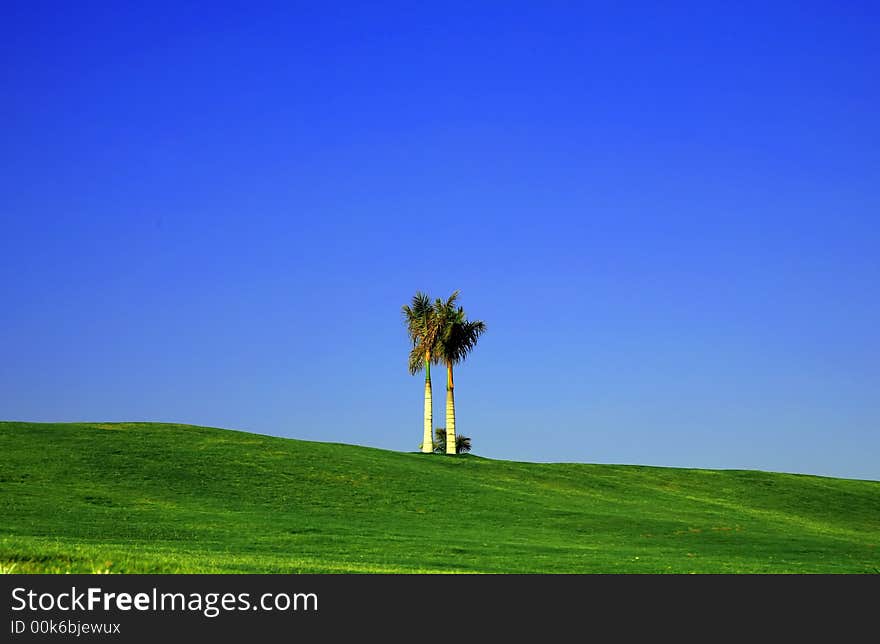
[449,319,486,363]
[407,292,433,319]
[435,295,486,366]
[402,291,444,373]
[438,290,460,312]
[402,291,433,339]
[408,344,425,375]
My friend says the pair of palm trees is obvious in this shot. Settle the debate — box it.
[402,290,486,455]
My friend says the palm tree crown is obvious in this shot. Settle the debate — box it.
[439,314,486,367]
[402,291,445,374]
[435,298,486,369]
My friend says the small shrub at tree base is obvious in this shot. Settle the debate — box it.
[434,428,471,454]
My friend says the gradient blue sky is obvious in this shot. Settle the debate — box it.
[2,2,878,480]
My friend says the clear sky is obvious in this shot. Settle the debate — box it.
[2,2,878,480]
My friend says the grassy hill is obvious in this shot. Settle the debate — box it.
[1,421,877,573]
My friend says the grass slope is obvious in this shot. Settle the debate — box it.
[1,421,878,573]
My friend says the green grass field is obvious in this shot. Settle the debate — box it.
[1,421,877,573]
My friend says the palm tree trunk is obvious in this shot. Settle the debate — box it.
[445,361,456,455]
[422,353,433,453]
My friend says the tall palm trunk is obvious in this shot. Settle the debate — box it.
[445,360,456,455]
[422,351,433,453]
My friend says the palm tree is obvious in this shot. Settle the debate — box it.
[435,292,486,455]
[402,291,444,453]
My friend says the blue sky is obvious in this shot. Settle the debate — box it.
[2,2,878,480]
